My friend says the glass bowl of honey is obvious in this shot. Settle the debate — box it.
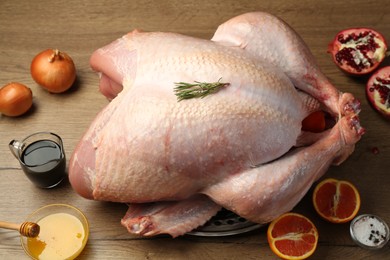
[20,204,89,260]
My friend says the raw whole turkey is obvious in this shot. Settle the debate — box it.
[69,12,364,237]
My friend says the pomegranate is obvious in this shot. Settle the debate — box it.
[366,66,390,118]
[328,28,388,75]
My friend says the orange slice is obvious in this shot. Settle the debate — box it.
[267,213,318,260]
[312,178,360,223]
[301,111,326,133]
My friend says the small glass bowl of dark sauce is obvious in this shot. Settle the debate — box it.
[9,132,66,188]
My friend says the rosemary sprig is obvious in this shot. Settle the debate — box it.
[174,78,229,102]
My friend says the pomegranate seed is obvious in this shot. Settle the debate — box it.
[371,147,379,155]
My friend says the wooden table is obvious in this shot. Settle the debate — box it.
[1,0,389,259]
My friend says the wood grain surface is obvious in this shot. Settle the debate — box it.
[1,0,389,259]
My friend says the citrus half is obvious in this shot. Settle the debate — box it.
[312,178,360,223]
[267,213,318,260]
[301,111,326,133]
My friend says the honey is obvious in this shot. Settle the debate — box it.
[26,213,86,260]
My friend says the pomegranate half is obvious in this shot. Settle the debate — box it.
[366,66,390,118]
[328,28,387,75]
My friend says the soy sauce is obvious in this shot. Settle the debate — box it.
[21,140,66,188]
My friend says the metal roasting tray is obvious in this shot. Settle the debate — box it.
[187,209,263,237]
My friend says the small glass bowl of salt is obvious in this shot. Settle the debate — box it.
[350,214,389,249]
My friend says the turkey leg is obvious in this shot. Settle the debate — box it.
[203,114,363,223]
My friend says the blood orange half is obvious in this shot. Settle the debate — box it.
[301,111,326,133]
[267,213,318,260]
[313,178,360,223]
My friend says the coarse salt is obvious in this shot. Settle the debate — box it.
[350,214,389,249]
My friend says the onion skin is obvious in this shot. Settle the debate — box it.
[0,82,33,117]
[31,49,76,93]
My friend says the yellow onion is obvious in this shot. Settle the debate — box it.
[0,82,33,117]
[31,49,76,93]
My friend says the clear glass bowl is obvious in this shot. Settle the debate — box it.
[21,204,89,260]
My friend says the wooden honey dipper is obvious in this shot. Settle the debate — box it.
[0,221,40,237]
